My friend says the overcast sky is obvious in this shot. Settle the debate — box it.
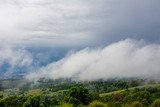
[0,0,160,47]
[1,0,160,79]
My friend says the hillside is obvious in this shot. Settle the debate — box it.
[1,78,160,107]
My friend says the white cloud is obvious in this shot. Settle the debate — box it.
[0,46,33,78]
[26,39,160,81]
[1,0,160,47]
[0,0,93,46]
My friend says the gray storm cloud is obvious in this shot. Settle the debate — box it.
[26,39,160,81]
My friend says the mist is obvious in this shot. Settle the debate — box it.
[26,39,160,81]
[0,46,33,79]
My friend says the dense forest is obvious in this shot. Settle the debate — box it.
[1,78,160,107]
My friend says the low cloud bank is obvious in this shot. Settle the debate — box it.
[26,39,160,81]
[0,46,33,78]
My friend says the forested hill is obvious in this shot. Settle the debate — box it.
[1,78,160,107]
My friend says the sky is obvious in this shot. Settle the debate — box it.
[0,0,160,80]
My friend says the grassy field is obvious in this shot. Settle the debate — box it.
[100,83,160,97]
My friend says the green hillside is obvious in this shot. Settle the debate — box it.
[1,79,160,107]
[100,84,160,97]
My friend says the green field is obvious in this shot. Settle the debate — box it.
[100,83,160,97]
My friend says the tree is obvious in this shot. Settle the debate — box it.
[67,85,90,106]
[23,95,40,107]
[4,96,25,107]
[0,98,4,107]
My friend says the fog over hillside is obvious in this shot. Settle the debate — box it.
[0,0,160,81]
[26,39,160,81]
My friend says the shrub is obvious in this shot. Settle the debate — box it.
[89,101,107,107]
[146,87,158,94]
[150,99,160,107]
[89,93,101,102]
[58,103,73,107]
[111,93,124,103]
[123,102,144,107]
[106,102,122,107]
[131,101,144,107]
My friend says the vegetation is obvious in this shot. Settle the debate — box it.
[88,101,107,107]
[66,85,90,106]
[150,99,160,107]
[0,78,160,107]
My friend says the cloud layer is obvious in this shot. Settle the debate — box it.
[26,39,160,81]
[1,0,160,47]
[1,0,160,81]
[0,46,33,79]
